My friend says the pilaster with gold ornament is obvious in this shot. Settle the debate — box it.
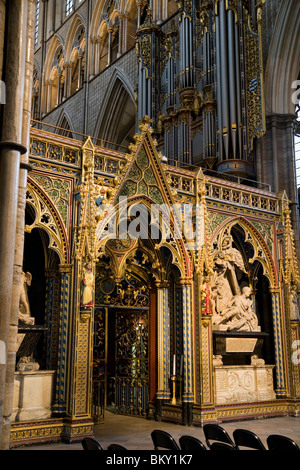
[194,168,214,406]
[180,277,194,404]
[136,8,160,126]
[278,191,300,401]
[156,280,171,401]
[64,137,98,438]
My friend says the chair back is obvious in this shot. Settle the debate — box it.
[233,429,266,450]
[267,434,300,451]
[179,435,207,451]
[203,423,236,449]
[107,444,127,451]
[151,430,180,450]
[81,437,103,450]
[210,442,236,451]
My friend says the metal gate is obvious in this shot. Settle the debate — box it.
[113,310,149,416]
[93,274,150,418]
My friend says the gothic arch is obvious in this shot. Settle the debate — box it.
[25,178,69,264]
[265,0,300,115]
[93,68,136,149]
[64,13,85,62]
[44,34,65,80]
[56,109,75,138]
[211,216,277,286]
[95,196,191,279]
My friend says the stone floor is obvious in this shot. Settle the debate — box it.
[15,411,300,451]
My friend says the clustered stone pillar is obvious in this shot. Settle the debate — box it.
[0,0,35,449]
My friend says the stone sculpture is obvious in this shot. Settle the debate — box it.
[19,271,35,325]
[211,235,259,332]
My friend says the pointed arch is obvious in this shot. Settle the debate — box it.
[90,0,108,39]
[25,178,69,264]
[211,216,277,286]
[93,68,136,149]
[44,34,65,80]
[64,13,86,62]
[95,196,189,280]
[56,109,75,138]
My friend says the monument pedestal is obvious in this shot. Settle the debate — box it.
[214,364,276,404]
[12,370,55,422]
[12,324,54,422]
[212,330,276,404]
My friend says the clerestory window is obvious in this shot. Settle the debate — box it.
[66,0,74,16]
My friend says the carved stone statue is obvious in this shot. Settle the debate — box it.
[289,287,299,321]
[16,356,40,372]
[19,271,35,325]
[213,286,259,332]
[210,255,233,315]
[80,262,94,308]
[220,235,247,296]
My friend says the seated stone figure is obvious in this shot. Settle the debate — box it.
[213,286,259,332]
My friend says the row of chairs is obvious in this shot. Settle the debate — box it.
[151,425,300,451]
[81,423,300,451]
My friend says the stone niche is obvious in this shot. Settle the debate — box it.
[213,331,276,404]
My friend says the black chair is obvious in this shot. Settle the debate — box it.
[233,429,266,450]
[107,443,127,451]
[151,430,180,450]
[179,435,207,451]
[203,423,236,449]
[267,434,300,451]
[210,442,236,451]
[81,437,103,450]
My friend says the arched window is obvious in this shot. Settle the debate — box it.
[50,67,59,110]
[35,0,40,48]
[99,28,109,72]
[31,69,39,119]
[70,49,79,95]
[66,0,74,16]
[126,3,138,50]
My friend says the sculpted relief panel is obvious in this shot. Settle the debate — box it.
[210,233,260,332]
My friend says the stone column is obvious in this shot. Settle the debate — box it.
[117,15,123,58]
[122,13,128,53]
[156,281,171,401]
[107,28,113,66]
[95,39,100,75]
[46,79,52,113]
[2,0,35,449]
[270,286,288,397]
[0,0,29,448]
